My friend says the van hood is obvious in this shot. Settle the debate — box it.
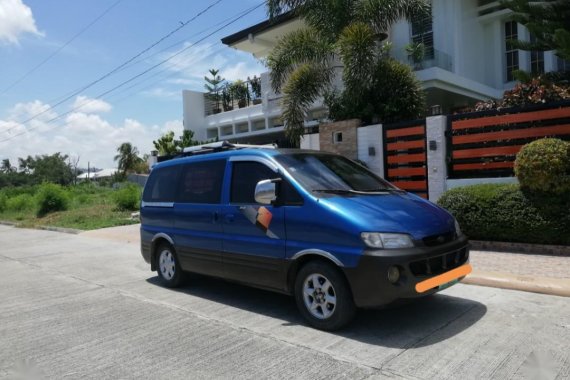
[320,192,455,240]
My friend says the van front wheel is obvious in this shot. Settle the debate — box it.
[294,261,356,330]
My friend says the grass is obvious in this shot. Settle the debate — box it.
[0,183,140,231]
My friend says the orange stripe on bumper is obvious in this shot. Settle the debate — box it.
[415,264,472,293]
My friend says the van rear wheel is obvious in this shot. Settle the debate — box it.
[294,261,356,331]
[156,243,184,288]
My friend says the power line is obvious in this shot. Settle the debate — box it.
[2,0,224,133]
[0,0,124,95]
[0,2,265,144]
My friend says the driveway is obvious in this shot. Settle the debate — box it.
[0,225,569,379]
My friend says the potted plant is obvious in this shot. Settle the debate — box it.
[405,42,425,70]
[231,80,249,108]
[222,85,233,111]
[249,76,262,105]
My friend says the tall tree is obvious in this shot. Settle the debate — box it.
[502,0,570,60]
[266,0,430,144]
[1,159,15,173]
[29,153,74,185]
[114,143,142,176]
[204,69,225,112]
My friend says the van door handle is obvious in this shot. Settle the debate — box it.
[212,212,219,223]
[224,214,235,223]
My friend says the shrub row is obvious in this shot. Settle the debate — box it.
[0,182,141,217]
[438,183,570,245]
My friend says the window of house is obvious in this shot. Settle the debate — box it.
[410,6,434,60]
[177,160,226,204]
[143,165,180,202]
[333,132,343,144]
[529,34,545,75]
[505,21,519,82]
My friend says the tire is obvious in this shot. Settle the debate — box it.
[155,243,184,288]
[294,261,356,331]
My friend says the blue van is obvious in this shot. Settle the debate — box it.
[140,142,470,330]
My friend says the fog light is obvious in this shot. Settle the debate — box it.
[387,266,400,284]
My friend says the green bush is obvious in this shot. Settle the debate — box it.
[36,183,69,217]
[6,194,35,212]
[438,183,570,245]
[113,183,141,211]
[515,138,570,194]
[0,193,7,212]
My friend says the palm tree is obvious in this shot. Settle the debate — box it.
[266,0,430,144]
[1,159,15,173]
[114,142,141,176]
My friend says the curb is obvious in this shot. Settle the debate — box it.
[37,226,83,235]
[470,240,570,257]
[463,270,570,297]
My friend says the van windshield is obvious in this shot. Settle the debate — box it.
[274,153,398,194]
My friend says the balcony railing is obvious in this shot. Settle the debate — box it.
[205,76,262,116]
[408,48,453,72]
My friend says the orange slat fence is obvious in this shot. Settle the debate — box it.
[383,120,429,199]
[448,101,570,179]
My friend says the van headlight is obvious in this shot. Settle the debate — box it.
[454,219,463,237]
[361,232,414,249]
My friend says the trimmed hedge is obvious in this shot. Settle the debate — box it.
[515,138,570,194]
[438,183,570,245]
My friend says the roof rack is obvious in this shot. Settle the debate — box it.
[157,141,276,162]
[182,141,276,154]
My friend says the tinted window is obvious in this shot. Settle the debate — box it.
[143,165,180,202]
[178,160,225,204]
[231,162,278,204]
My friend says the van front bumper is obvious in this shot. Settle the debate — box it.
[343,236,470,308]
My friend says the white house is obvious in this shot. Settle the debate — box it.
[183,0,568,144]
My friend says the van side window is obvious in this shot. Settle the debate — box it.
[143,166,180,202]
[231,162,277,204]
[231,161,303,205]
[178,160,226,204]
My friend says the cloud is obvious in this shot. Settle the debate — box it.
[0,0,43,45]
[147,41,266,96]
[72,95,112,114]
[0,99,184,168]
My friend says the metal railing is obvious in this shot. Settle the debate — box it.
[408,48,453,72]
[205,76,262,115]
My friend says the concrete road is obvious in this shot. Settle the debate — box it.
[0,225,569,380]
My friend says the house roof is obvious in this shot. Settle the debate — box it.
[221,11,297,46]
[220,11,305,57]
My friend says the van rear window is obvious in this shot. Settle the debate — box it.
[143,165,180,202]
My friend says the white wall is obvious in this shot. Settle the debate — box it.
[300,133,320,150]
[356,124,384,178]
[182,90,207,141]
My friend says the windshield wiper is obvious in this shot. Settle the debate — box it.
[360,188,406,193]
[312,189,358,194]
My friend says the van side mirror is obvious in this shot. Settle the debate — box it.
[254,178,280,205]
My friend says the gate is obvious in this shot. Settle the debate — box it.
[383,120,429,199]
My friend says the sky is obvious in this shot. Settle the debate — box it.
[0,0,267,169]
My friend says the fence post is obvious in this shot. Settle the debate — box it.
[426,115,448,202]
[357,124,384,178]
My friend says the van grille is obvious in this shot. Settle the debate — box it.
[422,231,456,247]
[409,248,468,277]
